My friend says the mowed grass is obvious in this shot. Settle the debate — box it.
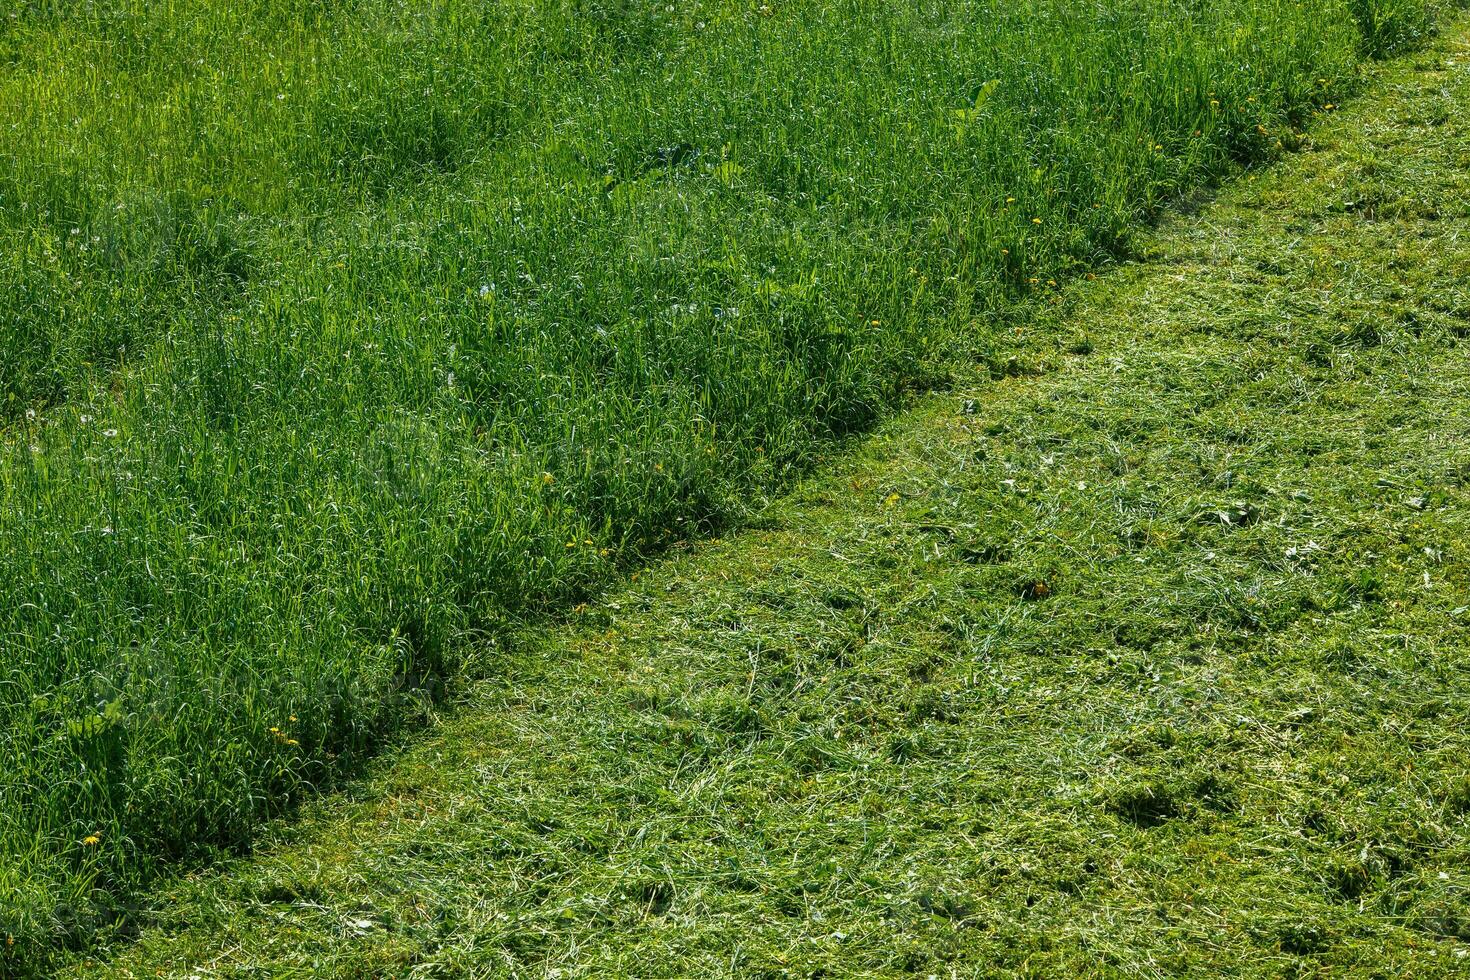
[67,17,1470,977]
[0,0,1453,968]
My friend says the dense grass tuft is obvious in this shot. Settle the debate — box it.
[0,0,1452,968]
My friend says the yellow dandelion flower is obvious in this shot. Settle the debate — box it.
[82,834,100,846]
[1031,217,1043,225]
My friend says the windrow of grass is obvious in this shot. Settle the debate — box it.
[0,0,1453,966]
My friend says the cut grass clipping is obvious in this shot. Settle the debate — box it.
[0,0,1454,969]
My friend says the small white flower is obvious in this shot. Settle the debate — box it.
[479,284,494,298]
[80,414,93,424]
[102,428,118,438]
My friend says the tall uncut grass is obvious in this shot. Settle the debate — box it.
[0,0,1449,964]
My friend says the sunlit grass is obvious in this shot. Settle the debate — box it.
[0,0,1451,968]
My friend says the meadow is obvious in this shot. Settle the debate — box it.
[0,0,1448,966]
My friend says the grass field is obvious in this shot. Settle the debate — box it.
[0,0,1454,970]
[62,14,1470,976]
